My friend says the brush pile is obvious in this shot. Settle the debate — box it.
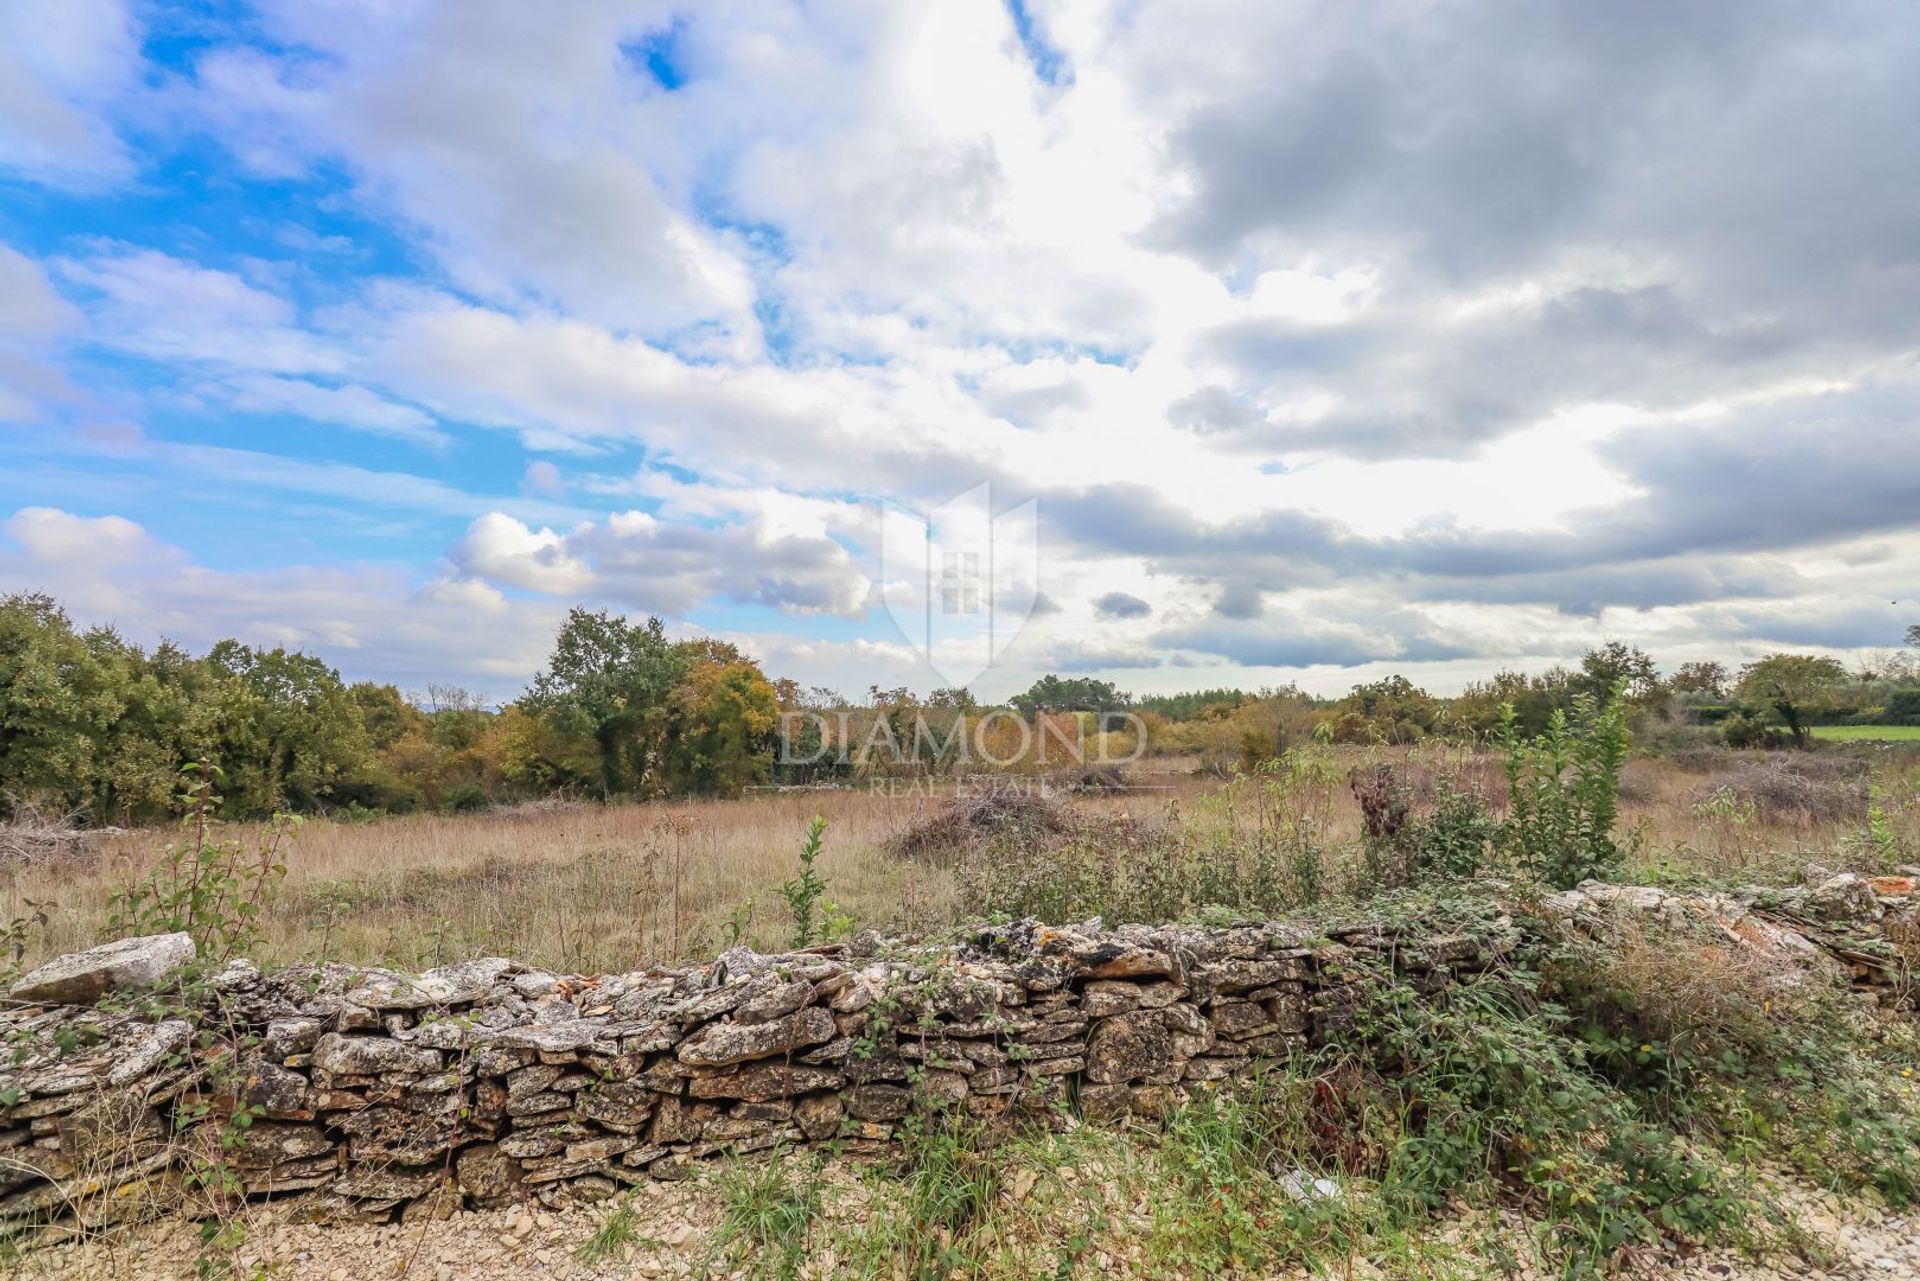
[892,782,1071,858]
[0,804,95,869]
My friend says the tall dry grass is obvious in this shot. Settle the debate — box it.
[0,748,1905,977]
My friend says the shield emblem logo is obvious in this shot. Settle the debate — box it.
[879,483,1039,687]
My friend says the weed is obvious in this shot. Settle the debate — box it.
[779,815,849,948]
[705,1149,824,1281]
[106,765,296,970]
[841,1115,999,1279]
[575,1193,650,1266]
[1499,691,1631,889]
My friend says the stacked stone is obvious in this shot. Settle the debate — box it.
[22,888,1881,1236]
[1544,869,1920,999]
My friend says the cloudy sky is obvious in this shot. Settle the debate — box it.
[2,0,1916,701]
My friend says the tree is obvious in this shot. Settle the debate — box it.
[1575,641,1662,704]
[1907,624,1920,649]
[1735,653,1849,747]
[522,609,686,798]
[1455,667,1576,738]
[0,594,131,817]
[1010,675,1128,719]
[665,648,780,795]
[1330,675,1439,743]
[350,682,422,751]
[1671,661,1729,699]
[205,640,372,812]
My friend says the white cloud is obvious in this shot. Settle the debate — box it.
[521,460,564,499]
[188,4,758,340]
[57,248,343,374]
[0,506,563,698]
[220,376,446,446]
[450,512,595,597]
[0,246,82,423]
[5,506,166,568]
[450,507,869,618]
[0,0,140,188]
[4,3,1919,694]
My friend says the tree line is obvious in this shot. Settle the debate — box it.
[0,595,782,823]
[4,589,1915,823]
[1133,640,1920,767]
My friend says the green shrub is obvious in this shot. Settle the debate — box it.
[779,816,848,947]
[1547,921,1920,1205]
[445,782,492,813]
[1413,782,1499,880]
[1499,690,1630,889]
[1720,712,1789,750]
[1334,965,1756,1273]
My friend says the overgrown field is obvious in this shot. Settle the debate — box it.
[3,741,1914,976]
[6,727,1920,1279]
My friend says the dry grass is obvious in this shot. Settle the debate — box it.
[0,777,1191,975]
[0,804,98,871]
[0,749,1904,977]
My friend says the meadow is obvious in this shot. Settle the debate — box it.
[8,734,1920,1281]
[1810,723,1920,741]
[5,742,1908,977]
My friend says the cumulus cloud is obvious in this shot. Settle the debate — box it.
[0,507,563,696]
[186,4,758,341]
[4,1,1920,693]
[450,509,869,618]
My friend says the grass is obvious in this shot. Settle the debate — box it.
[703,1149,827,1280]
[574,1194,652,1266]
[1810,724,1920,740]
[3,745,1911,974]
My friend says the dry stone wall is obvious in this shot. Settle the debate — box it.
[2,869,1913,1235]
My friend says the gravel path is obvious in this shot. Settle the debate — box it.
[12,1168,1919,1280]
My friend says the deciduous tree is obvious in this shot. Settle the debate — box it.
[522,609,686,798]
[1735,653,1849,747]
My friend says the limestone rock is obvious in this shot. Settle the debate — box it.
[9,933,195,1005]
[1810,873,1882,923]
[1087,1011,1170,1084]
[312,1033,442,1076]
[576,1081,657,1130]
[333,1165,444,1202]
[676,1006,835,1067]
[261,1017,322,1062]
[105,1019,193,1087]
[845,1083,912,1122]
[241,1061,313,1119]
[687,1062,845,1101]
[793,1091,843,1140]
[733,979,815,1025]
[346,958,515,1011]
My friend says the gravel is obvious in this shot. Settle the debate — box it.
[14,1164,1919,1280]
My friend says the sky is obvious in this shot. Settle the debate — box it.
[1,0,1917,703]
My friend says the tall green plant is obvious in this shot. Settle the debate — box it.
[779,816,833,948]
[1498,687,1630,889]
[108,764,295,968]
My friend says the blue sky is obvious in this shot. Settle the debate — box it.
[2,1,1917,701]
